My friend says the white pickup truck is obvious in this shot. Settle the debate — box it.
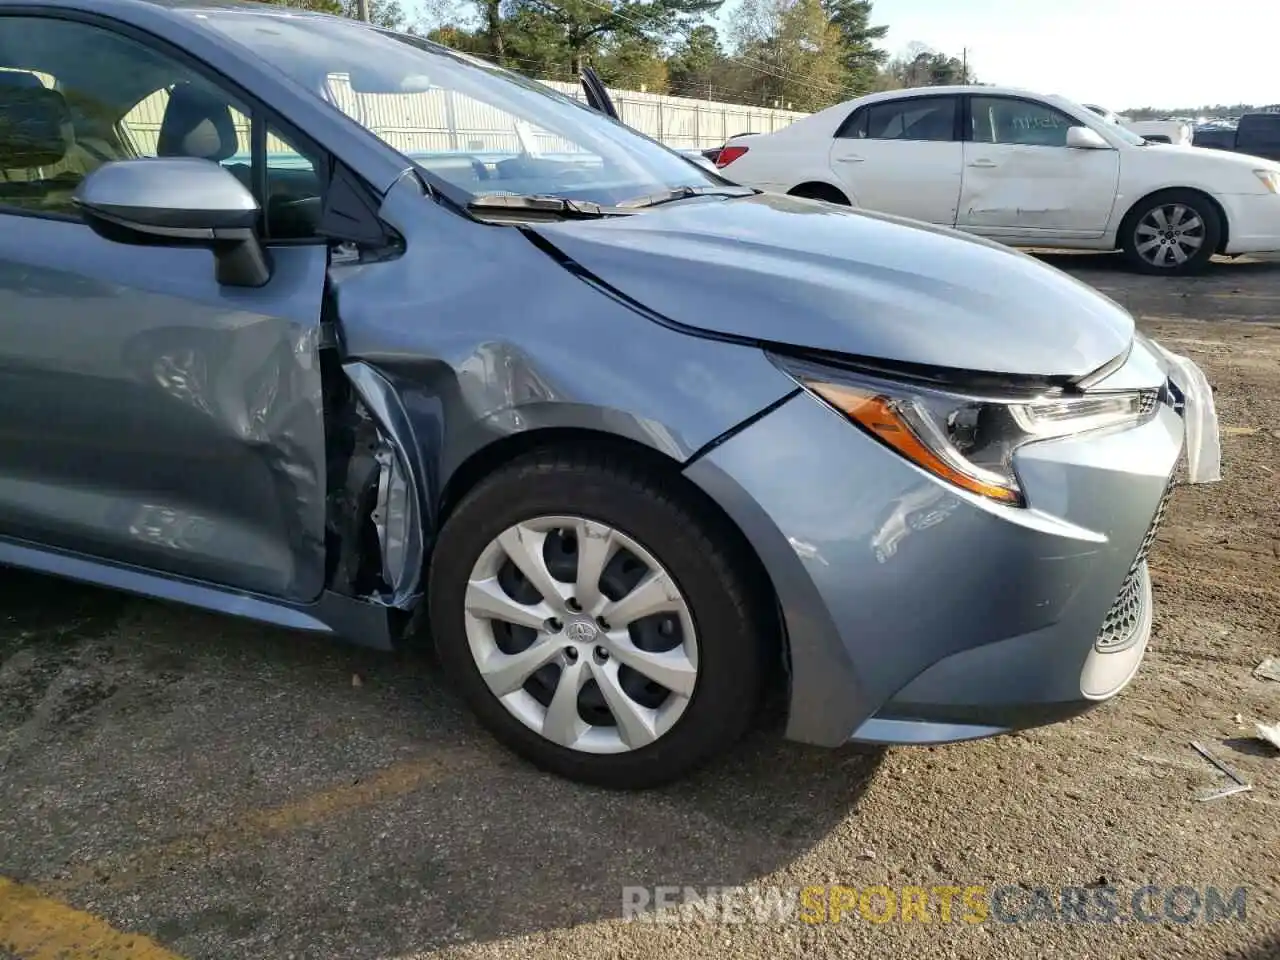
[1083,105,1192,145]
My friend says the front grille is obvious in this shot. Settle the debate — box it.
[1096,569,1148,651]
[1094,482,1174,652]
[1132,482,1174,572]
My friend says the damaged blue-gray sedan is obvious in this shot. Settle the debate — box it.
[0,0,1219,788]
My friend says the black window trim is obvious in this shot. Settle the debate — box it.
[0,7,359,246]
[834,93,964,143]
[961,93,1086,148]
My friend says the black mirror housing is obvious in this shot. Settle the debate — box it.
[73,158,272,287]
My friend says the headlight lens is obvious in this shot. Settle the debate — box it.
[1255,169,1280,194]
[794,372,1157,507]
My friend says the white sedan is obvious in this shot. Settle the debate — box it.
[717,85,1280,275]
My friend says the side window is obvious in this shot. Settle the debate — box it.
[0,16,324,239]
[971,97,1077,148]
[860,98,957,142]
[835,107,868,140]
[263,124,326,241]
[1239,117,1280,151]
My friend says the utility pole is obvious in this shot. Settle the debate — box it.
[962,47,968,82]
[356,0,370,21]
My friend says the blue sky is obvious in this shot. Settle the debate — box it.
[716,0,1271,109]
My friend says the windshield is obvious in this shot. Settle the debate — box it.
[1107,124,1147,146]
[1055,94,1146,146]
[194,11,723,205]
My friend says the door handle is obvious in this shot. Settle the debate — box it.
[835,155,865,163]
[967,159,998,168]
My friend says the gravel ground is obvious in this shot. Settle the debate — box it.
[1,252,1279,960]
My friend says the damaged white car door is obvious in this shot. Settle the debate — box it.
[957,94,1120,240]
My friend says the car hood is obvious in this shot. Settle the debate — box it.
[530,192,1133,379]
[1160,140,1280,171]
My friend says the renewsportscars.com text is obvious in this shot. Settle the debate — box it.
[621,884,1248,925]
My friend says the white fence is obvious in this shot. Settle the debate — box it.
[121,75,809,158]
[539,80,808,149]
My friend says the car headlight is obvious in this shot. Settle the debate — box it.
[1255,169,1280,194]
[775,359,1158,506]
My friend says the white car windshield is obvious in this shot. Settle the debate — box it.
[1060,96,1146,146]
[1107,123,1148,147]
[194,11,723,205]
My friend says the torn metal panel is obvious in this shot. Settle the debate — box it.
[341,360,426,608]
[371,442,413,598]
[1149,341,1222,483]
[325,170,798,534]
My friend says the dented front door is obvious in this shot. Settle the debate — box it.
[957,95,1120,238]
[0,215,329,603]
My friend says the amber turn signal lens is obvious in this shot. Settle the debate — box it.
[808,381,1021,505]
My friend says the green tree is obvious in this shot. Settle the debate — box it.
[427,23,493,56]
[667,25,725,99]
[882,41,972,88]
[728,0,847,111]
[509,0,723,74]
[467,0,506,63]
[595,35,669,92]
[502,5,578,79]
[820,0,886,96]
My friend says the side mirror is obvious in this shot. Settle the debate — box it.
[73,158,271,288]
[1066,126,1111,150]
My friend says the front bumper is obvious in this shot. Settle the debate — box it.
[1220,191,1280,255]
[685,348,1184,748]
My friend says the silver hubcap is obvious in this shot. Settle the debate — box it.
[1135,203,1205,267]
[463,515,698,754]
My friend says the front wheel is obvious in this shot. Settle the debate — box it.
[427,449,771,789]
[1120,190,1221,275]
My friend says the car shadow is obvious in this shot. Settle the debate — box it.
[1219,736,1277,759]
[0,569,882,957]
[1033,250,1280,276]
[1030,251,1280,324]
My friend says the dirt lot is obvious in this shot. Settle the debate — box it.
[2,253,1279,960]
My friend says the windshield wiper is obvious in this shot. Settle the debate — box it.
[617,184,757,209]
[466,193,635,220]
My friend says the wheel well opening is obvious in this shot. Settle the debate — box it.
[787,181,851,205]
[436,427,789,683]
[1119,187,1230,254]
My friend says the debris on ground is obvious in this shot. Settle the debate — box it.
[1191,741,1253,801]
[1253,658,1280,683]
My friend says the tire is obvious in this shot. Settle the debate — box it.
[427,448,771,789]
[787,182,851,205]
[1120,190,1221,276]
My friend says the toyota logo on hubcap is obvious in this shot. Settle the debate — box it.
[565,620,598,643]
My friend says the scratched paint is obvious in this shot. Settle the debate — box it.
[0,877,182,960]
